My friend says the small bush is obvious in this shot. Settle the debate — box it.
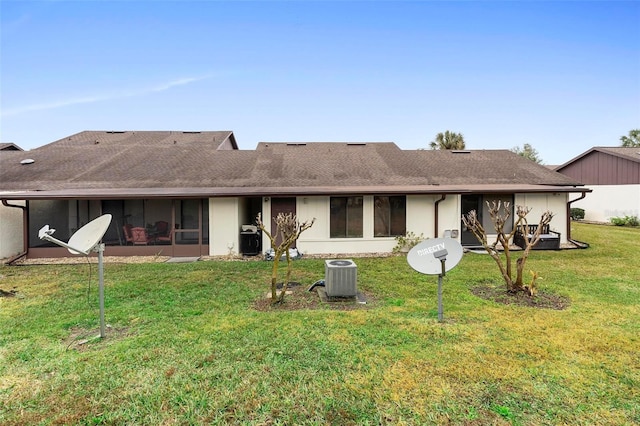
[393,231,425,253]
[626,215,640,226]
[610,215,640,227]
[570,208,585,220]
[610,217,626,226]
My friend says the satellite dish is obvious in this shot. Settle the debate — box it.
[407,237,464,275]
[37,214,113,338]
[407,237,464,323]
[67,214,112,255]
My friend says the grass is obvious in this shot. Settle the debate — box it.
[0,222,638,425]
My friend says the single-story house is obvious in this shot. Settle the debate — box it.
[555,147,640,222]
[0,130,590,260]
[0,143,23,151]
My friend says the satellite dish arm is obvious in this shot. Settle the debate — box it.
[38,225,90,255]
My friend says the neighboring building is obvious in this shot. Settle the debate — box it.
[1,139,26,259]
[0,197,25,260]
[0,130,589,259]
[0,143,23,151]
[555,147,640,222]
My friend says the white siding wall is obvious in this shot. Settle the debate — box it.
[293,195,445,254]
[516,193,568,243]
[435,196,461,238]
[570,185,640,222]
[209,198,241,256]
[208,193,571,256]
[0,200,24,260]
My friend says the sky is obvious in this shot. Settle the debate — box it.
[1,0,639,165]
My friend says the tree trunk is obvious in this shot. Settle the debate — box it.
[271,256,281,301]
[514,257,526,291]
[277,249,294,303]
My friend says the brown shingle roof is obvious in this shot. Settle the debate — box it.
[0,132,585,198]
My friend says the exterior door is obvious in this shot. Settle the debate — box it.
[461,195,481,246]
[270,197,297,247]
[173,199,207,257]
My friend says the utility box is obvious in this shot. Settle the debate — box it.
[324,259,357,297]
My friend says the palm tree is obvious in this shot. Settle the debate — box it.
[429,131,466,150]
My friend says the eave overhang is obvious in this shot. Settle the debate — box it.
[1,184,591,201]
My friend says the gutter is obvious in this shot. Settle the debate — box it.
[434,194,446,239]
[566,191,590,249]
[1,199,28,264]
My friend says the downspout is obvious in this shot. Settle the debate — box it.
[434,194,446,239]
[566,191,589,249]
[1,199,28,264]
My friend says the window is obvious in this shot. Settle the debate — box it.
[330,197,363,238]
[374,196,406,237]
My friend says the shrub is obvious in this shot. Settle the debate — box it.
[626,215,640,226]
[570,208,585,220]
[393,231,425,253]
[610,217,627,226]
[610,215,640,227]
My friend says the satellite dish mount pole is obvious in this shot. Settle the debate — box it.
[434,249,448,323]
[96,242,106,338]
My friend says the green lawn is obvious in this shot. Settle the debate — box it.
[1,223,638,425]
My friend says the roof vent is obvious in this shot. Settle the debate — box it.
[106,131,125,134]
[20,158,35,165]
[286,143,306,147]
[347,143,367,146]
[182,131,201,134]
[451,150,471,154]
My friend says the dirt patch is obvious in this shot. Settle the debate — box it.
[64,325,132,351]
[0,288,17,298]
[253,282,375,312]
[471,284,570,310]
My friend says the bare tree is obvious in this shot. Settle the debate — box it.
[462,201,553,295]
[256,212,315,304]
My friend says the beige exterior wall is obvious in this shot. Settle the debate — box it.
[295,195,405,254]
[0,199,25,260]
[261,194,453,255]
[516,193,568,242]
[208,193,571,256]
[434,196,461,239]
[209,197,241,256]
[570,185,640,222]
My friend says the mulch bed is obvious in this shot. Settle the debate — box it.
[471,284,570,310]
[253,282,374,312]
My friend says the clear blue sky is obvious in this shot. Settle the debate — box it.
[1,0,639,165]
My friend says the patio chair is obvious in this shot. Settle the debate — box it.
[123,224,134,245]
[153,221,172,244]
[130,227,153,245]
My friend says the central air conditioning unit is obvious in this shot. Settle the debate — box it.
[324,259,357,297]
